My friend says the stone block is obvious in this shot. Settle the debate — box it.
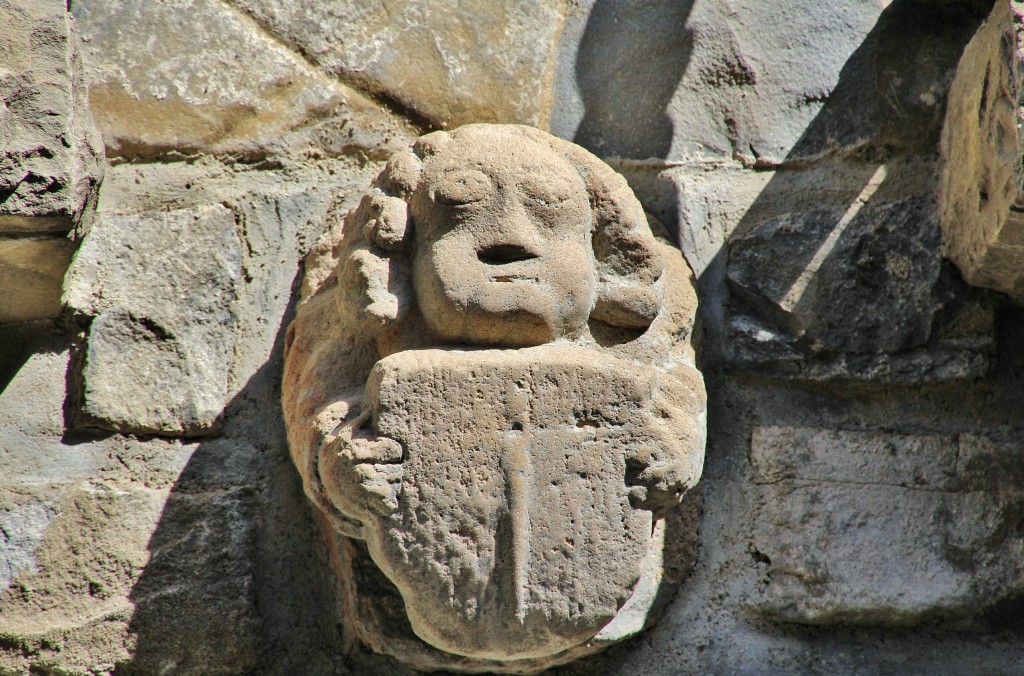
[65,205,241,435]
[0,327,111,487]
[551,0,884,163]
[0,483,259,675]
[750,427,1024,626]
[0,1,104,322]
[126,487,260,674]
[0,0,103,234]
[0,237,77,322]
[0,482,165,675]
[73,0,416,160]
[226,0,567,129]
[723,159,993,381]
[939,1,1024,301]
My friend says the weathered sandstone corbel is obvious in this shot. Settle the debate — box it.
[940,0,1024,300]
[282,124,706,672]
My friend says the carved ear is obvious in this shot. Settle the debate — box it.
[558,142,664,330]
[334,151,422,331]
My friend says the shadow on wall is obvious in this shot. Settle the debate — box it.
[113,282,345,674]
[705,0,996,376]
[570,0,695,161]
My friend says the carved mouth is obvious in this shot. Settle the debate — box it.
[477,243,540,265]
[490,274,535,283]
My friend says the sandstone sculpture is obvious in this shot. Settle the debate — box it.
[282,124,706,671]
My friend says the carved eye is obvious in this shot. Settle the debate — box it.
[432,170,492,206]
[521,175,576,209]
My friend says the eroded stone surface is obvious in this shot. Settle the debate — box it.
[0,237,78,322]
[73,0,416,161]
[0,0,104,323]
[283,124,705,671]
[226,0,567,129]
[722,158,993,381]
[550,0,884,164]
[65,204,242,435]
[751,427,1024,626]
[0,0,103,233]
[939,1,1024,300]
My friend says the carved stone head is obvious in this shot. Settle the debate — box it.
[283,124,706,672]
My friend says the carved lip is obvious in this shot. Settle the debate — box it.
[477,243,541,265]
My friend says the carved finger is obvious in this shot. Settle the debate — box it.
[355,462,404,514]
[319,417,405,523]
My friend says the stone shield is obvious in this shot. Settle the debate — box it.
[357,346,679,660]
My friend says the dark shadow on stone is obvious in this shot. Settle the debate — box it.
[572,0,695,161]
[0,320,57,393]
[708,0,996,381]
[116,275,348,675]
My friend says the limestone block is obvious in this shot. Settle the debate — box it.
[0,0,103,233]
[0,483,165,675]
[939,1,1024,300]
[750,427,1024,626]
[0,1,104,322]
[73,0,416,160]
[0,328,112,487]
[65,205,242,435]
[283,125,706,671]
[126,487,260,674]
[226,0,567,128]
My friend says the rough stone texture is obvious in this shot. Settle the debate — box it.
[707,1,998,382]
[65,204,242,435]
[939,1,1024,299]
[74,0,416,162]
[10,1,1024,674]
[283,125,705,671]
[0,0,104,323]
[0,0,103,232]
[550,0,883,164]
[724,158,994,381]
[751,426,1024,626]
[0,237,78,322]
[225,0,567,129]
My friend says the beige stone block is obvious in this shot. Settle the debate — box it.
[74,0,417,160]
[939,1,1024,300]
[751,426,1024,626]
[65,205,241,435]
[0,0,103,234]
[228,0,568,128]
[0,237,76,321]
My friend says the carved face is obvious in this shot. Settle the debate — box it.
[409,133,596,346]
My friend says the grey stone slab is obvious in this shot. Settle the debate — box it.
[751,427,1024,626]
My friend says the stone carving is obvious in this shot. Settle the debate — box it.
[282,124,706,671]
[939,1,1024,300]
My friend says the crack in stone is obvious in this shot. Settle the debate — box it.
[754,476,959,494]
[215,0,434,134]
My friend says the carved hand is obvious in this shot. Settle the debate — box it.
[318,406,405,533]
[625,375,704,516]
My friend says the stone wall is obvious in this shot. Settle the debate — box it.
[4,0,1024,673]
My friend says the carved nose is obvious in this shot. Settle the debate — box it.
[477,243,540,265]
